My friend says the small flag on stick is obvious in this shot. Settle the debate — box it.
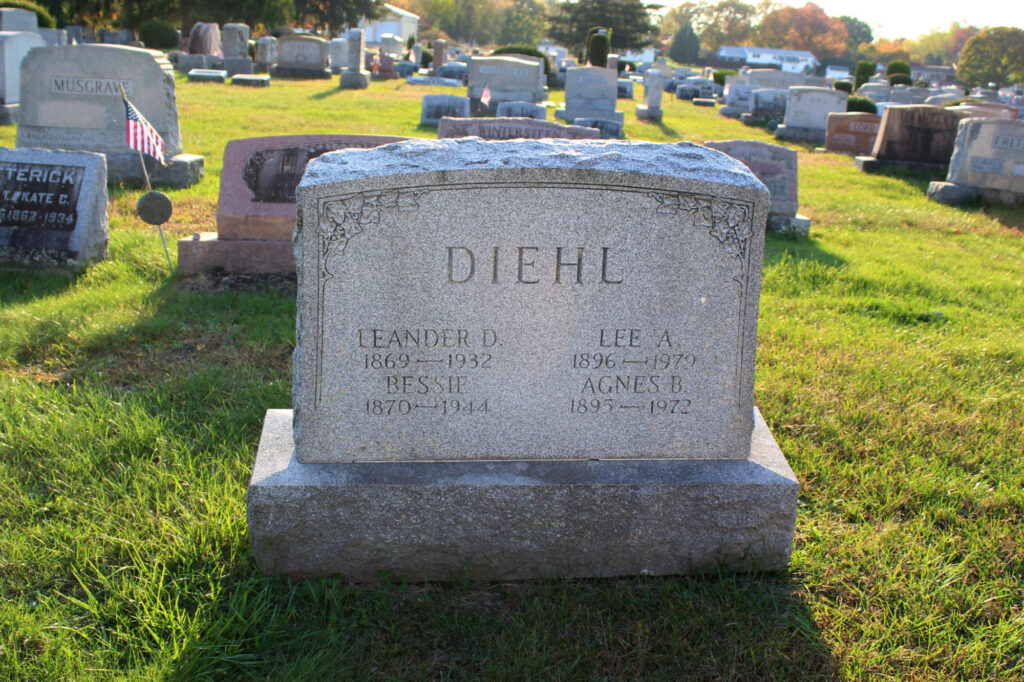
[123,94,165,165]
[480,85,492,108]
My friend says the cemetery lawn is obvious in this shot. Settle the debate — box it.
[1,76,1022,680]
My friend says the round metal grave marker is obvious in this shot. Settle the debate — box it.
[136,190,173,225]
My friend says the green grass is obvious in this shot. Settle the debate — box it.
[1,76,1022,680]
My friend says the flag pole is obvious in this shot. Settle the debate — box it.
[121,84,173,275]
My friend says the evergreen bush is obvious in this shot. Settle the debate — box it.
[139,19,179,50]
[847,95,877,113]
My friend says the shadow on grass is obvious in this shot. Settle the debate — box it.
[0,266,80,305]
[415,123,438,135]
[168,570,838,679]
[310,87,342,100]
[981,204,1024,231]
[859,163,947,193]
[764,232,847,270]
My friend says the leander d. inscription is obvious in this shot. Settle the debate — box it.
[296,139,768,463]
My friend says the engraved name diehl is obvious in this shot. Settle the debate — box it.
[446,246,623,284]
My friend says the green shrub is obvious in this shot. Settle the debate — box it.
[854,60,876,89]
[847,95,877,114]
[138,19,179,49]
[491,44,551,76]
[585,27,610,67]
[420,48,432,69]
[406,34,415,50]
[618,60,638,74]
[833,80,853,93]
[886,60,910,76]
[2,0,55,28]
[712,69,737,86]
[889,73,912,86]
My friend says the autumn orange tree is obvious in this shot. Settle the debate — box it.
[755,3,846,63]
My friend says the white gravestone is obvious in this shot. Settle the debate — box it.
[556,66,622,125]
[246,138,798,581]
[339,29,369,88]
[636,67,665,121]
[329,38,347,73]
[255,36,278,73]
[929,119,1024,206]
[0,30,45,123]
[272,35,329,78]
[774,87,847,144]
[467,55,544,113]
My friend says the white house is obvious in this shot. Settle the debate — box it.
[716,46,818,74]
[359,4,419,44]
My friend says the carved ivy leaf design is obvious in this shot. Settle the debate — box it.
[318,190,424,281]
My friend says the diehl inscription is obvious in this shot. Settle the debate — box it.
[446,246,623,284]
[50,76,133,96]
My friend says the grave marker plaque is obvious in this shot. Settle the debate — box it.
[0,148,107,264]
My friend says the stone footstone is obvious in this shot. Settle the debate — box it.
[855,156,947,174]
[693,98,716,107]
[177,232,294,273]
[271,65,330,79]
[635,104,662,122]
[339,70,370,89]
[773,125,826,145]
[104,152,204,188]
[248,408,798,580]
[926,181,980,205]
[187,68,227,83]
[718,105,746,118]
[231,75,271,87]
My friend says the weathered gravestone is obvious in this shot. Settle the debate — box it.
[617,78,633,99]
[705,140,809,236]
[38,28,68,47]
[178,134,406,274]
[231,74,270,87]
[747,68,824,90]
[339,29,369,88]
[254,36,278,73]
[741,88,787,126]
[188,22,220,55]
[329,38,346,73]
[17,45,204,188]
[774,87,848,144]
[246,137,798,580]
[431,39,447,75]
[0,147,107,265]
[825,112,881,155]
[437,116,599,140]
[573,117,624,139]
[856,104,970,172]
[636,67,665,121]
[0,30,46,124]
[420,94,469,125]
[272,35,330,78]
[221,23,249,57]
[556,66,622,125]
[437,61,467,82]
[467,55,544,114]
[495,101,545,119]
[945,103,1017,121]
[928,119,1024,206]
[719,74,752,118]
[187,68,227,83]
[0,8,37,32]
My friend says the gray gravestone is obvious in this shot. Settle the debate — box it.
[556,66,622,125]
[255,36,278,73]
[636,67,665,121]
[0,147,107,265]
[774,86,848,144]
[187,68,227,83]
[17,45,204,187]
[741,88,787,126]
[339,29,369,88]
[420,94,469,125]
[221,23,249,58]
[0,30,46,123]
[188,22,220,55]
[929,118,1024,206]
[272,35,329,78]
[437,116,598,139]
[246,138,797,580]
[0,8,37,32]
[495,101,546,120]
[467,55,544,114]
[329,38,347,73]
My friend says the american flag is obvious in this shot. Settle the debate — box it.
[480,85,492,108]
[123,95,165,165]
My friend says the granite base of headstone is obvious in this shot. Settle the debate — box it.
[0,148,108,266]
[927,118,1024,207]
[231,74,270,87]
[572,117,624,139]
[223,57,253,77]
[187,68,227,83]
[339,70,371,88]
[407,75,461,87]
[635,104,661,122]
[718,105,746,118]
[246,138,797,581]
[178,134,406,274]
[495,101,545,120]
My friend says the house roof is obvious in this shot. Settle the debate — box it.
[383,3,419,20]
[717,45,817,61]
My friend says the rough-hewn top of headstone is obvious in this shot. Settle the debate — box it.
[301,138,764,190]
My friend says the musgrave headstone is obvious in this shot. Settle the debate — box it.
[705,139,809,237]
[928,118,1024,206]
[246,137,797,580]
[0,147,107,266]
[17,45,204,187]
[179,134,407,274]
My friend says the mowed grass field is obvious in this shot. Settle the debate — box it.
[1,75,1022,680]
